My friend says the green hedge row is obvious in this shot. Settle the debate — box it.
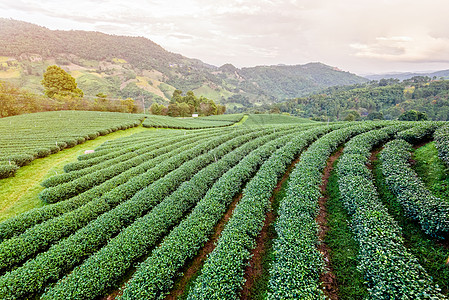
[336,126,446,299]
[0,128,267,299]
[396,121,442,144]
[0,130,249,275]
[41,127,299,299]
[183,125,335,300]
[42,131,210,188]
[267,122,385,300]
[0,162,18,179]
[434,124,449,168]
[119,126,331,300]
[380,139,449,237]
[0,131,225,242]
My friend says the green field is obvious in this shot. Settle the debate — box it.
[0,112,448,299]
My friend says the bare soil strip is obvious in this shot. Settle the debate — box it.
[239,155,302,299]
[316,148,344,300]
[164,192,244,300]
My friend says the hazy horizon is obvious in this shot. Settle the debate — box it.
[1,0,449,75]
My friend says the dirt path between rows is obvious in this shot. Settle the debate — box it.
[316,148,344,300]
[239,155,302,299]
[164,192,244,300]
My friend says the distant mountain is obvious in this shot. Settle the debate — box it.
[365,70,449,81]
[0,18,367,108]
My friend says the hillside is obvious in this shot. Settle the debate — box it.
[264,78,449,121]
[0,19,367,108]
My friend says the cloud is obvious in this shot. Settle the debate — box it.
[1,0,449,73]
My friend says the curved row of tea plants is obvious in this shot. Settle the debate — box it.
[434,124,449,168]
[267,122,385,299]
[0,128,274,299]
[41,127,302,299]
[184,125,335,300]
[380,139,449,237]
[0,111,145,178]
[336,125,446,299]
[0,129,252,274]
[395,121,442,144]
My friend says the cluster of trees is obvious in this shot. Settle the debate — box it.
[1,65,140,118]
[150,90,226,117]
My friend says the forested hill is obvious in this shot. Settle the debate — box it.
[265,77,449,121]
[0,18,367,106]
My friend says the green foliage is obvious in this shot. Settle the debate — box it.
[434,124,449,167]
[398,109,428,121]
[380,139,449,237]
[396,121,442,144]
[41,65,83,98]
[0,81,46,117]
[367,111,384,120]
[0,163,18,179]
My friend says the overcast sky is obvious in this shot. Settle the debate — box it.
[1,0,449,75]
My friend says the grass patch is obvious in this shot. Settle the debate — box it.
[373,158,449,295]
[326,167,369,299]
[0,126,149,221]
[413,142,449,202]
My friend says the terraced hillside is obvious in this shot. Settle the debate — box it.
[0,113,448,299]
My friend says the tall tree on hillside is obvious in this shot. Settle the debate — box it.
[41,65,83,99]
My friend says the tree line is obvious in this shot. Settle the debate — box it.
[150,90,226,117]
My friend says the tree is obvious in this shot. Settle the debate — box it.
[94,93,109,111]
[167,103,180,117]
[171,89,183,104]
[343,110,361,121]
[150,102,165,115]
[367,111,383,120]
[217,104,226,115]
[120,98,138,113]
[178,102,193,117]
[398,110,428,121]
[41,65,83,99]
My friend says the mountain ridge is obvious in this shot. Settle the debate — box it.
[0,18,367,109]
